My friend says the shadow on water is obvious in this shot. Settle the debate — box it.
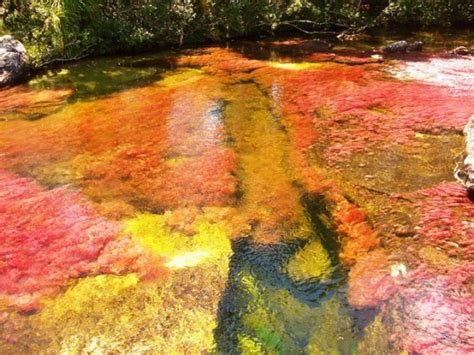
[214,194,361,354]
[27,53,183,103]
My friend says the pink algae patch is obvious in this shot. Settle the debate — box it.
[395,57,474,92]
[392,265,474,354]
[403,182,474,260]
[348,250,398,308]
[0,170,165,311]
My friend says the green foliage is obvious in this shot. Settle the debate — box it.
[385,0,474,27]
[0,0,472,67]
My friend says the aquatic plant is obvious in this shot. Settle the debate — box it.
[389,265,474,353]
[254,58,474,166]
[0,170,165,311]
[408,182,474,260]
[1,267,227,353]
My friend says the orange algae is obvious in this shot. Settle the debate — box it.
[0,70,237,212]
[177,47,265,79]
[0,170,165,311]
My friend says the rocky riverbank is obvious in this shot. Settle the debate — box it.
[0,35,27,87]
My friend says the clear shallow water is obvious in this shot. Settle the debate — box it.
[0,33,473,354]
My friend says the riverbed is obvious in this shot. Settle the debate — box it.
[0,32,473,354]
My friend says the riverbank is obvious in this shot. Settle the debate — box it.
[1,0,472,72]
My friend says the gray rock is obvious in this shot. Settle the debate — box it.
[0,35,28,87]
[382,40,424,54]
[382,40,408,53]
[407,41,423,52]
[450,46,471,56]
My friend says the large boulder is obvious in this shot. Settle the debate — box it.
[0,35,27,87]
[463,115,474,198]
[381,40,423,54]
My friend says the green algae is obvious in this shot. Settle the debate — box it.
[28,58,161,100]
[235,272,355,354]
[156,68,204,88]
[285,240,332,282]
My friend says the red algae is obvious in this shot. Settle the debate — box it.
[0,170,165,311]
[254,58,474,165]
[390,265,474,354]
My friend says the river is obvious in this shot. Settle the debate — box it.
[0,31,473,354]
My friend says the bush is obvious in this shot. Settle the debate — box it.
[1,0,472,67]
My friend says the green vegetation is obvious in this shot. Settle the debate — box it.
[1,1,472,67]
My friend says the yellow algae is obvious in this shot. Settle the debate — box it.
[125,213,232,269]
[224,84,312,243]
[42,274,139,314]
[356,312,391,354]
[164,156,189,167]
[269,62,322,70]
[2,265,228,354]
[285,240,332,282]
[156,68,203,88]
[238,335,265,354]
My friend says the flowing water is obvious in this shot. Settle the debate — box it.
[0,32,473,354]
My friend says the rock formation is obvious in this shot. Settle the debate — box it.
[0,35,27,87]
[463,115,474,198]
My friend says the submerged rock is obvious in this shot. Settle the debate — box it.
[0,35,27,87]
[382,40,408,53]
[407,40,423,52]
[450,46,471,56]
[382,40,423,54]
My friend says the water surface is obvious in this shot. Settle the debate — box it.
[0,33,473,354]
